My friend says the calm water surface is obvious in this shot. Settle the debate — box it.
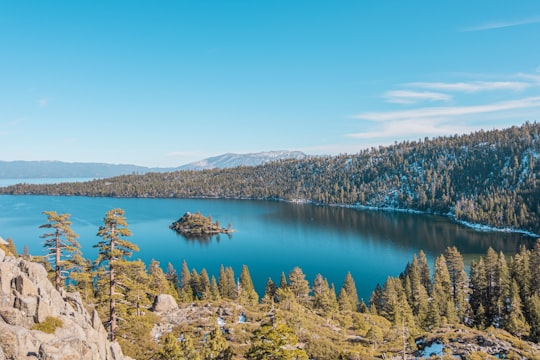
[0,195,534,300]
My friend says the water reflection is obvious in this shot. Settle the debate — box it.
[265,203,535,257]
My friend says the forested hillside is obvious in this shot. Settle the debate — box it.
[2,122,539,234]
[3,210,540,359]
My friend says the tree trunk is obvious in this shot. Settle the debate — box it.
[110,226,116,341]
[55,229,61,291]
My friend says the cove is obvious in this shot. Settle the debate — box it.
[0,195,534,301]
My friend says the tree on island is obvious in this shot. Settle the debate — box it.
[94,208,139,341]
[39,211,82,291]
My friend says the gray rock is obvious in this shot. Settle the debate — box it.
[13,274,38,297]
[151,294,178,313]
[0,253,130,360]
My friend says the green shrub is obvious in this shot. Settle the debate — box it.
[32,317,63,334]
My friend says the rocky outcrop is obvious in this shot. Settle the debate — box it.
[0,248,131,360]
[151,294,178,313]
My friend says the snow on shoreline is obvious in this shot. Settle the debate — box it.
[288,198,540,238]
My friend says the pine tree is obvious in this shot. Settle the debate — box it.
[444,246,470,323]
[288,267,310,305]
[202,323,231,359]
[239,265,259,304]
[180,260,193,301]
[504,280,530,339]
[190,269,201,300]
[529,239,540,297]
[469,258,488,327]
[341,272,359,312]
[403,255,429,326]
[218,264,228,299]
[199,268,211,300]
[262,277,276,304]
[510,245,531,301]
[369,283,384,314]
[166,262,179,288]
[156,332,183,360]
[94,208,138,341]
[432,254,457,324]
[149,259,173,297]
[210,275,221,301]
[225,267,237,300]
[116,259,151,317]
[39,211,82,290]
[245,323,308,360]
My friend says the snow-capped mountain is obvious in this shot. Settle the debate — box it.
[176,151,306,170]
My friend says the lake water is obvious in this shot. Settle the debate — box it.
[0,195,534,301]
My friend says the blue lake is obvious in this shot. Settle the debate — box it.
[0,195,534,301]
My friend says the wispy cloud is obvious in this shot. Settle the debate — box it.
[347,119,476,139]
[406,81,530,93]
[383,90,452,104]
[461,16,540,32]
[38,98,49,107]
[354,96,540,122]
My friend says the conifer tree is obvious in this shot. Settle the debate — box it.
[239,264,259,304]
[469,258,488,327]
[288,267,310,305]
[218,264,228,299]
[313,273,336,313]
[156,332,183,360]
[199,268,211,300]
[149,259,173,297]
[94,208,138,341]
[432,255,456,324]
[245,323,308,360]
[444,246,470,323]
[405,256,429,326]
[510,245,531,301]
[417,250,432,295]
[190,269,201,300]
[210,275,221,301]
[262,277,276,304]
[225,266,237,300]
[279,272,288,289]
[525,294,540,342]
[529,239,540,297]
[340,272,359,312]
[180,260,193,301]
[116,259,150,317]
[369,283,384,314]
[202,322,232,359]
[166,262,179,288]
[39,211,82,290]
[505,280,530,339]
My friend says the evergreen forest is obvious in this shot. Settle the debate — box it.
[1,209,540,359]
[2,122,540,234]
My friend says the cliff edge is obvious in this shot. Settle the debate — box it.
[0,248,131,360]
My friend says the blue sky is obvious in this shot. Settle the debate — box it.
[1,1,540,167]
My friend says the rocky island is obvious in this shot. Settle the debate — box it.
[169,211,234,239]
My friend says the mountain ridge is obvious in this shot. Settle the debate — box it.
[0,151,306,179]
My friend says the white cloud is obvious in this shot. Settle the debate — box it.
[383,90,452,104]
[38,98,48,107]
[406,81,530,93]
[354,96,540,122]
[347,119,476,139]
[461,16,540,32]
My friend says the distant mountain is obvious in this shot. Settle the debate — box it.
[0,160,161,179]
[176,151,306,170]
[0,151,306,179]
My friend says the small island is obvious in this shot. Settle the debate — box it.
[169,211,234,239]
